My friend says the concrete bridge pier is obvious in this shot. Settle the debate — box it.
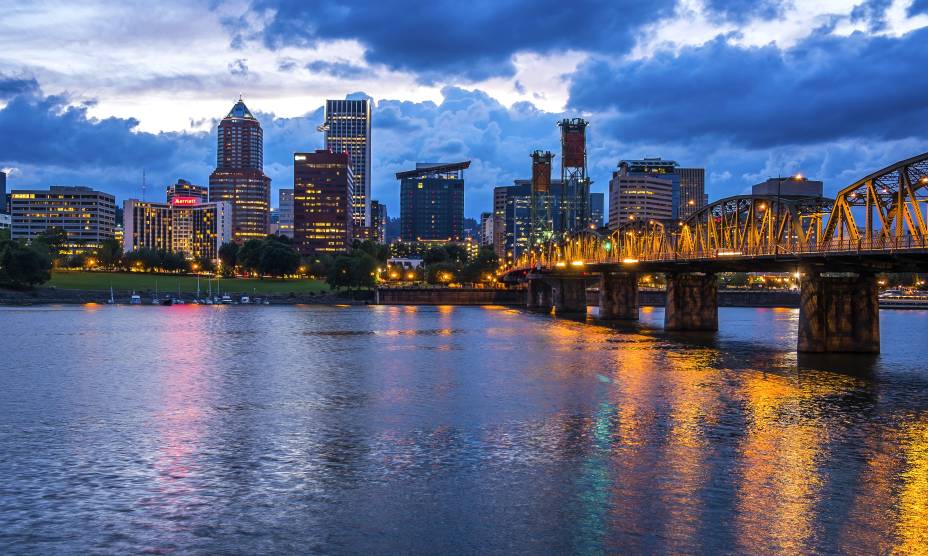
[665,272,718,331]
[526,278,553,312]
[599,272,639,320]
[798,272,880,353]
[552,277,589,315]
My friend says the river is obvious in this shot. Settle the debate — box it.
[1,305,927,554]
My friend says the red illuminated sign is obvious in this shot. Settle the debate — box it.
[171,196,199,206]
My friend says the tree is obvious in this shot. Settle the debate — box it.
[258,241,300,277]
[218,242,239,277]
[327,255,358,291]
[33,227,69,264]
[352,251,378,289]
[237,239,264,273]
[96,238,123,269]
[193,257,216,274]
[461,246,498,282]
[0,239,52,288]
[426,261,459,285]
[423,246,450,265]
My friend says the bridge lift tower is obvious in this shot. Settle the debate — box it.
[530,150,556,255]
[558,118,592,238]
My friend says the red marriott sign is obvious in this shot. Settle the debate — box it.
[171,196,199,206]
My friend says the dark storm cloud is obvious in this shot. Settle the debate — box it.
[0,92,212,198]
[568,28,928,149]
[0,75,40,100]
[241,0,676,82]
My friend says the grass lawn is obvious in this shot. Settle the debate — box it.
[48,271,330,295]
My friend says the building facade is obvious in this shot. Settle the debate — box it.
[370,200,387,244]
[278,188,294,238]
[123,197,232,261]
[0,170,6,214]
[677,167,707,220]
[398,162,468,243]
[590,192,605,229]
[479,211,493,246]
[492,187,508,259]
[10,186,116,254]
[166,179,208,203]
[495,179,584,261]
[752,176,824,198]
[608,162,673,229]
[209,97,271,243]
[293,150,354,255]
[323,99,371,228]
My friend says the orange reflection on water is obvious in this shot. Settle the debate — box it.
[734,373,832,554]
[895,419,928,554]
[657,348,724,552]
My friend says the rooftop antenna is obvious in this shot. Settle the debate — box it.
[141,169,147,201]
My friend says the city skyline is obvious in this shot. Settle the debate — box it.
[2,2,927,220]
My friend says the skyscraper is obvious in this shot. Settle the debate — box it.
[278,188,294,238]
[677,167,707,220]
[322,99,371,229]
[589,192,605,229]
[608,162,673,229]
[209,97,271,243]
[293,150,354,255]
[397,162,468,243]
[370,200,387,244]
[0,170,6,214]
[167,179,208,203]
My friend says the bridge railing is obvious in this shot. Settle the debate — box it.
[521,235,928,269]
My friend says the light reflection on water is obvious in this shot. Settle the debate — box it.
[1,305,928,554]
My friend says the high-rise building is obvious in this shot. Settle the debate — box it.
[397,162,468,243]
[496,179,580,261]
[278,188,294,238]
[209,97,271,243]
[493,187,508,259]
[166,179,208,203]
[10,186,116,255]
[322,99,372,228]
[293,150,354,255]
[608,162,673,229]
[0,170,6,214]
[123,198,232,261]
[479,212,493,246]
[751,176,824,198]
[677,168,706,220]
[590,192,605,229]
[370,200,387,244]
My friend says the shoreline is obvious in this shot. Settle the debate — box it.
[0,287,373,306]
[3,286,926,310]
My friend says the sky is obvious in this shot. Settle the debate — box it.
[1,0,927,218]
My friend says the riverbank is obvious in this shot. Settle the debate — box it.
[46,271,329,294]
[0,286,373,305]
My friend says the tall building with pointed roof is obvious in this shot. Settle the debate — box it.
[209,96,271,243]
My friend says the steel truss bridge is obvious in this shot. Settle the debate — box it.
[510,152,928,353]
[512,152,928,274]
